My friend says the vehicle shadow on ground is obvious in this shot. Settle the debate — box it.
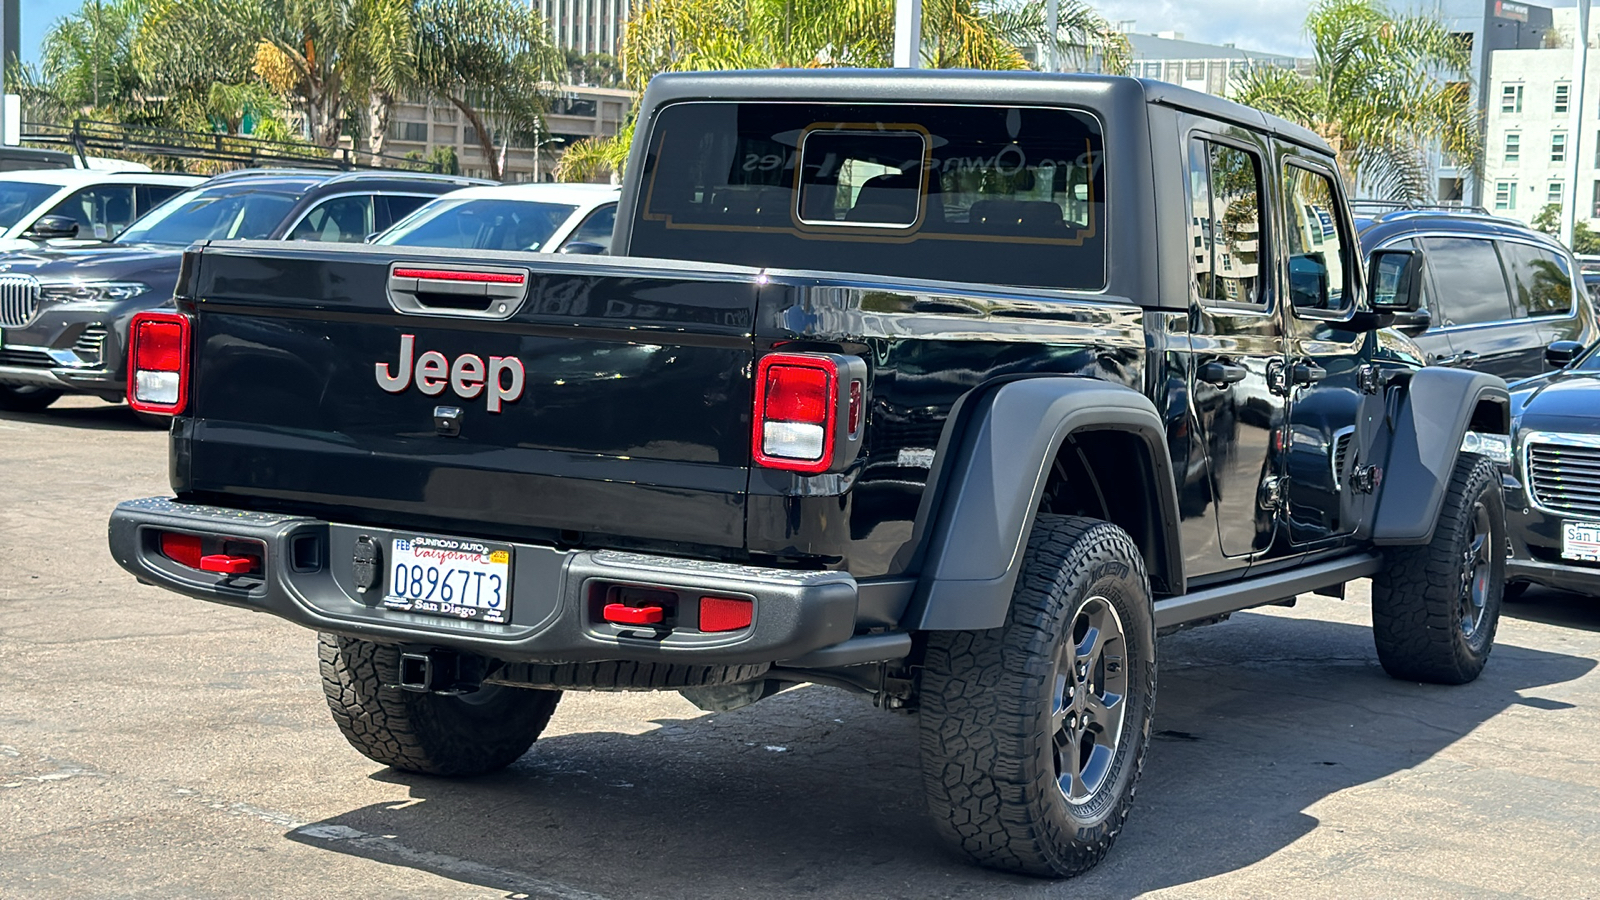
[1503,586,1600,634]
[0,402,149,432]
[286,612,1594,899]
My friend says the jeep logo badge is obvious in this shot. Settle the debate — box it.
[375,334,526,412]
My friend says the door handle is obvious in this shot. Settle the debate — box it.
[1433,351,1479,367]
[1290,362,1327,386]
[1198,361,1248,386]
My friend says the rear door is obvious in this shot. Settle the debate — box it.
[1501,239,1584,367]
[178,244,763,550]
[1184,130,1284,566]
[1421,236,1534,378]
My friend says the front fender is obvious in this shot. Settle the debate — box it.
[1372,367,1509,545]
[906,377,1181,630]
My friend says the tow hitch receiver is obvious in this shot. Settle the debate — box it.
[389,648,486,695]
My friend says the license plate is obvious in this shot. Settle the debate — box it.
[383,535,513,623]
[1561,521,1600,563]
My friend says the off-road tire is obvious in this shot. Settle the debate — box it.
[0,385,62,413]
[318,633,561,776]
[1372,453,1504,685]
[918,514,1157,878]
[487,660,770,691]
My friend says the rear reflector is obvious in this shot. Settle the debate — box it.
[127,311,191,414]
[603,603,665,625]
[160,532,203,568]
[699,596,753,632]
[200,554,259,575]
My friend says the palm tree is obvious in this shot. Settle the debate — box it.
[14,0,143,123]
[560,0,1128,181]
[1230,0,1479,201]
[409,0,565,181]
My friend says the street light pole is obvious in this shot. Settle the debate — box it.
[1046,0,1060,73]
[1564,0,1592,247]
[893,0,921,68]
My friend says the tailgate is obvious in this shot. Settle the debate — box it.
[176,243,761,550]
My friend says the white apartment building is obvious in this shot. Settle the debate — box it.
[384,86,632,181]
[1483,8,1600,227]
[536,0,630,57]
[1124,32,1313,98]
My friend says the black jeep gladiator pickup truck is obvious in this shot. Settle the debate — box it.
[109,71,1513,878]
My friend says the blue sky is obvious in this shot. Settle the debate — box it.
[19,0,1326,65]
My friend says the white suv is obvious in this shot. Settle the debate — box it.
[0,169,203,252]
[377,182,621,254]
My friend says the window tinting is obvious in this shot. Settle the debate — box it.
[1187,138,1264,305]
[379,198,578,251]
[0,182,60,231]
[1502,241,1573,317]
[1283,166,1351,312]
[1422,237,1513,325]
[631,102,1106,290]
[288,194,376,243]
[116,186,300,246]
[565,203,617,251]
[46,185,137,239]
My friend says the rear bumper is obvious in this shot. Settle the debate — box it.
[108,497,865,666]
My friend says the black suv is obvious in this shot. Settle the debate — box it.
[1355,207,1595,379]
[0,168,489,414]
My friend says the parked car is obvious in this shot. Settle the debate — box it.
[1357,210,1595,379]
[376,182,620,254]
[0,168,490,414]
[109,71,1510,878]
[1505,339,1600,598]
[0,146,156,171]
[0,168,201,252]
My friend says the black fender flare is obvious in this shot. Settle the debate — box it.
[905,377,1183,631]
[1372,366,1509,546]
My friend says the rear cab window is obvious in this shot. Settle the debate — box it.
[631,102,1107,290]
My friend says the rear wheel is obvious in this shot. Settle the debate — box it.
[0,385,62,413]
[918,515,1156,877]
[1372,454,1504,684]
[318,634,561,776]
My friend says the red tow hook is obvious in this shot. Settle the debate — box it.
[200,554,259,575]
[603,603,665,625]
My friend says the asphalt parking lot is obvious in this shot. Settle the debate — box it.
[5,396,1600,899]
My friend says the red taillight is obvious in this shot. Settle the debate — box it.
[160,532,203,568]
[127,311,191,415]
[699,596,753,632]
[753,354,838,474]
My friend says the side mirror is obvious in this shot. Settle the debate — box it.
[558,241,607,256]
[1546,339,1586,368]
[26,214,80,239]
[1369,248,1422,313]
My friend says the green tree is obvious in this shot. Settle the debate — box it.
[1532,202,1600,254]
[1230,0,1479,201]
[408,0,564,180]
[14,0,143,123]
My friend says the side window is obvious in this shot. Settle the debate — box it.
[45,185,137,239]
[1282,165,1351,312]
[287,195,376,242]
[137,185,185,217]
[1187,138,1265,305]
[1421,237,1515,325]
[379,195,432,231]
[563,204,617,252]
[1501,241,1574,317]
